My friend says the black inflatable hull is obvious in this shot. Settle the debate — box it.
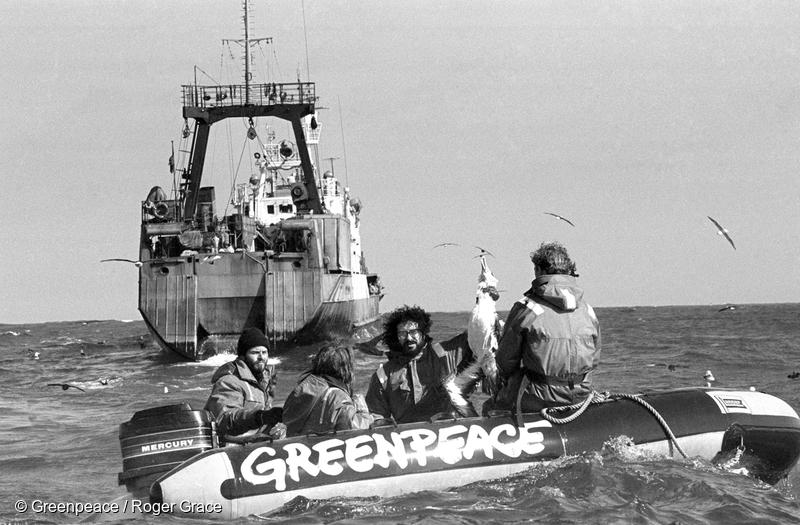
[146,388,800,519]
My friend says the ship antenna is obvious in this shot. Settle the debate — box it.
[223,2,270,101]
[338,95,349,188]
[301,0,311,80]
[324,157,339,179]
[244,0,251,104]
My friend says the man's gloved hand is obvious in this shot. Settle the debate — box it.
[257,406,283,427]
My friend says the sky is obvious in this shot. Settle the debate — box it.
[1,0,799,324]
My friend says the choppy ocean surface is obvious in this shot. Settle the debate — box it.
[2,303,800,524]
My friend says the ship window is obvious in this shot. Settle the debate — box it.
[159,267,169,276]
[292,261,302,269]
[279,204,293,213]
[267,205,275,214]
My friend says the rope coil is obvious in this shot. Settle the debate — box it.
[539,390,689,459]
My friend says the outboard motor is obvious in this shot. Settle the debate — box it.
[118,403,216,497]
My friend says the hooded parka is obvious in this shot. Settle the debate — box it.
[494,274,601,412]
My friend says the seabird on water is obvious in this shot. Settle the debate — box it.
[544,212,575,227]
[707,216,736,250]
[47,383,86,392]
[101,258,144,267]
[717,305,736,313]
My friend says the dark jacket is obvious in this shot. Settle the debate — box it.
[494,274,601,412]
[204,358,273,437]
[365,339,467,424]
[282,373,373,437]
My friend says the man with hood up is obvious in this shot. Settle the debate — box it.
[204,327,283,440]
[487,242,601,415]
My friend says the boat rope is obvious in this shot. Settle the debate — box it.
[539,391,689,459]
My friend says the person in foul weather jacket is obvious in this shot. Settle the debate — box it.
[365,305,474,424]
[283,343,373,437]
[204,328,282,440]
[486,242,601,415]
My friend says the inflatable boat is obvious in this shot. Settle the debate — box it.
[118,388,800,520]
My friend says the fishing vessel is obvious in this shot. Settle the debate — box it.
[118,388,800,519]
[137,1,382,360]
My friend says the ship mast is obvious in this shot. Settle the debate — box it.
[222,0,271,104]
[181,0,322,219]
[245,0,251,104]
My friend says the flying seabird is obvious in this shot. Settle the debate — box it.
[544,212,575,227]
[47,383,86,393]
[707,216,736,250]
[101,258,144,267]
[472,246,495,258]
[432,243,460,249]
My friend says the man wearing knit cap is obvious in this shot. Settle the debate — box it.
[205,327,283,440]
[485,242,601,416]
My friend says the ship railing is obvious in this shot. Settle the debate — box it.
[321,178,342,197]
[182,82,316,109]
[262,143,301,166]
[305,125,320,144]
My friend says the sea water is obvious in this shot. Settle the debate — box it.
[2,303,800,524]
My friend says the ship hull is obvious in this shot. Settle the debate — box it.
[138,250,381,360]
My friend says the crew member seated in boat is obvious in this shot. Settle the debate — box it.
[484,242,601,415]
[365,305,476,423]
[282,343,373,437]
[204,328,284,441]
